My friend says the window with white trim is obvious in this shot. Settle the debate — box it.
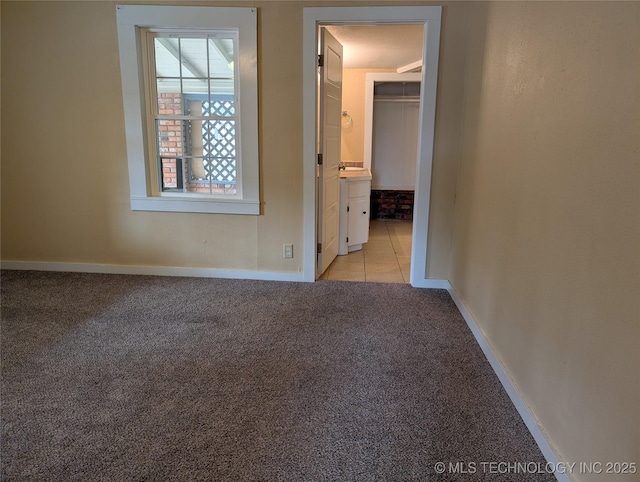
[116,5,260,214]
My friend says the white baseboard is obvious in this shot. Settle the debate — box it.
[0,260,307,282]
[410,278,450,289]
[445,282,570,482]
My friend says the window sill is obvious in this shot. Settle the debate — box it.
[131,196,260,215]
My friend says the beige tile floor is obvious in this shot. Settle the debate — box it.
[320,220,412,283]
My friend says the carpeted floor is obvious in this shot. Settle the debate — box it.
[1,270,555,481]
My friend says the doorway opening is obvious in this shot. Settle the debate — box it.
[320,33,422,283]
[366,73,422,223]
[302,6,442,287]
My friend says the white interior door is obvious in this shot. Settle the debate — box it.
[317,28,343,276]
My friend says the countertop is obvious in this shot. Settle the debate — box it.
[339,168,372,180]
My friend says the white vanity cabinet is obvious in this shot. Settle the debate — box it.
[338,170,372,255]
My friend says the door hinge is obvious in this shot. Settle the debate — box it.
[317,153,323,165]
[347,205,350,212]
[318,54,324,67]
[346,237,349,243]
[317,243,322,253]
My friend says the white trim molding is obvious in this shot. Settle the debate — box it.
[1,261,305,283]
[397,60,422,74]
[410,278,450,290]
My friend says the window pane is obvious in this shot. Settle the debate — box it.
[200,119,236,181]
[208,38,235,79]
[209,79,234,98]
[203,95,235,118]
[184,95,235,118]
[187,117,237,184]
[205,154,236,184]
[184,98,203,118]
[152,35,239,194]
[156,77,181,96]
[157,91,183,116]
[179,38,208,79]
[187,118,204,157]
[156,119,237,189]
[156,119,186,157]
[182,78,207,96]
[188,157,208,182]
[185,158,237,195]
[154,37,180,78]
[160,157,182,191]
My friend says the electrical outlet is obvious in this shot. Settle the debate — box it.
[283,244,294,259]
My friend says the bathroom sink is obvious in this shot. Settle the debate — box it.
[340,168,372,180]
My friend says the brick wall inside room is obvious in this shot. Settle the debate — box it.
[157,93,236,194]
[370,190,415,220]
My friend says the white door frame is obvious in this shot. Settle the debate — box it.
[302,6,442,286]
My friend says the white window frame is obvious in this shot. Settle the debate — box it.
[116,5,260,215]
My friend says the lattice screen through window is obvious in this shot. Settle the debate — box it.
[201,99,236,184]
[186,96,237,185]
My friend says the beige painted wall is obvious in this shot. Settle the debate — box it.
[449,2,639,480]
[341,68,394,165]
[341,69,367,165]
[1,1,303,273]
[0,1,466,278]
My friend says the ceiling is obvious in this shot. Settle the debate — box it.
[325,24,424,70]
